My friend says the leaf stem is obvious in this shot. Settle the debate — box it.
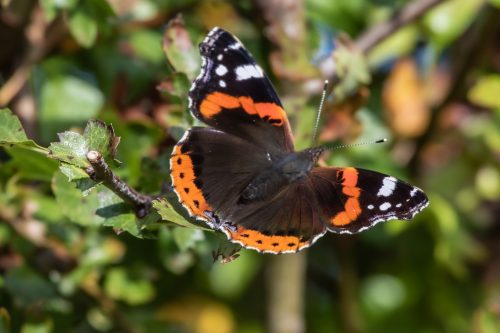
[86,151,152,218]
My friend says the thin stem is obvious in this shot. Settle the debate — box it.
[355,0,444,54]
[266,253,306,333]
[86,151,152,218]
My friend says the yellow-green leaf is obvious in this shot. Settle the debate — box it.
[468,75,500,111]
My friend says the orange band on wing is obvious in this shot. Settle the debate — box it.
[199,92,286,126]
[331,167,362,226]
[170,144,213,219]
[224,225,310,253]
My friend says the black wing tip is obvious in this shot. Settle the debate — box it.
[202,27,229,45]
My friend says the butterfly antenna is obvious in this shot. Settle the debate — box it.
[322,138,388,151]
[311,80,329,146]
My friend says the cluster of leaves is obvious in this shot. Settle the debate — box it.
[1,0,500,332]
[0,103,243,328]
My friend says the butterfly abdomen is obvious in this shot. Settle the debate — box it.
[238,169,288,204]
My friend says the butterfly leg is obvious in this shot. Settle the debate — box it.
[204,210,226,230]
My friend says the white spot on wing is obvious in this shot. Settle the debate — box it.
[368,204,374,210]
[207,27,219,37]
[410,187,419,197]
[215,64,228,76]
[379,202,392,211]
[396,203,402,208]
[217,54,223,61]
[235,64,264,81]
[377,176,397,197]
[228,42,241,50]
[219,80,226,87]
[330,196,429,235]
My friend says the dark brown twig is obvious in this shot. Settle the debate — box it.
[86,151,152,218]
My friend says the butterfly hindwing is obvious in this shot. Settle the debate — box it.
[219,179,327,254]
[189,27,294,152]
[311,167,429,233]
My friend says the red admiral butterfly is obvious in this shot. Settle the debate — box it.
[170,27,429,254]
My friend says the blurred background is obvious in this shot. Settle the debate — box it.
[1,0,500,332]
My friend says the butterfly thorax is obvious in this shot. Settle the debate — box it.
[239,147,324,204]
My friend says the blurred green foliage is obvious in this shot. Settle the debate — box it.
[1,0,500,333]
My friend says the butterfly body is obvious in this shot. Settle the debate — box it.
[170,27,429,254]
[241,147,324,204]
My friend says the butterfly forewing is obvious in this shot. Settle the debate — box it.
[189,27,294,152]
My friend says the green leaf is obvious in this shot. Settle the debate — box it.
[209,251,260,298]
[69,8,98,48]
[162,16,200,80]
[157,72,191,100]
[40,76,104,142]
[131,29,165,65]
[84,120,119,160]
[96,199,141,237]
[428,193,486,277]
[0,108,28,143]
[40,0,78,21]
[48,131,89,167]
[468,75,500,111]
[157,228,196,274]
[491,0,500,8]
[0,109,49,155]
[59,164,97,195]
[5,147,58,181]
[361,274,407,317]
[173,227,205,251]
[97,111,164,185]
[31,194,67,224]
[367,26,419,67]
[48,120,119,168]
[153,197,207,229]
[104,268,155,305]
[52,170,147,236]
[20,320,53,333]
[424,0,482,49]
[4,266,57,306]
[86,308,112,332]
[52,170,101,226]
[59,163,91,181]
[0,308,10,333]
[333,38,371,100]
[67,0,115,47]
